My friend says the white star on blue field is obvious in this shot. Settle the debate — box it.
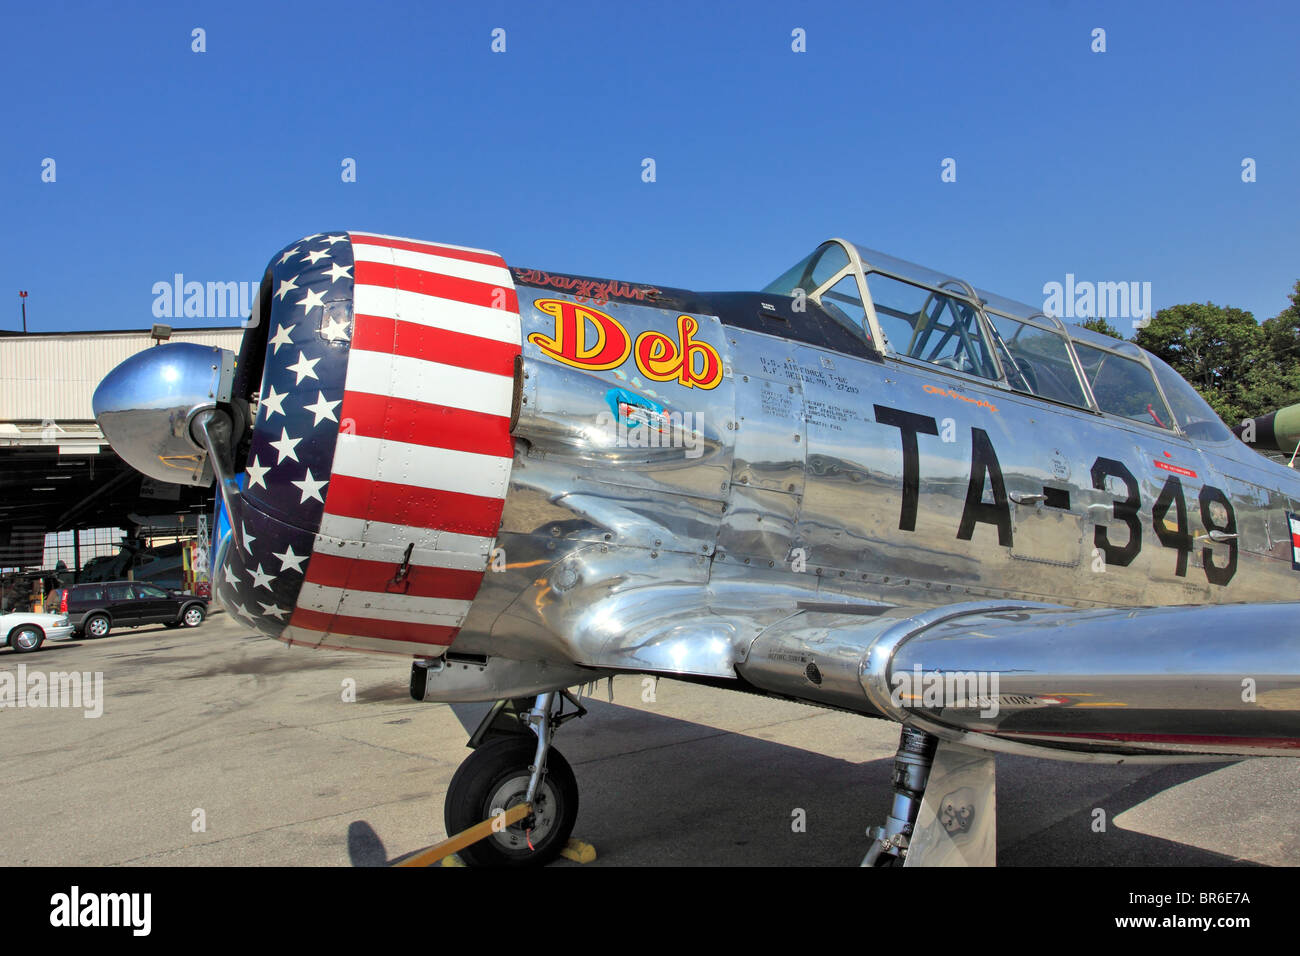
[214,232,354,638]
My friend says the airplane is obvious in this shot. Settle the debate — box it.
[93,231,1300,866]
[1236,401,1300,466]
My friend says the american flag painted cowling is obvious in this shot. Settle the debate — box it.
[214,232,521,656]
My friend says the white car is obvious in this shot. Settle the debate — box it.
[1,611,74,653]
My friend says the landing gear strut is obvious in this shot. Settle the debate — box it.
[863,725,937,867]
[863,725,998,867]
[443,690,586,866]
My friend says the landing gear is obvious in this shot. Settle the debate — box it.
[863,725,998,867]
[863,725,937,867]
[443,691,586,866]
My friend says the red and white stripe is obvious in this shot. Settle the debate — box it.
[1290,514,1300,566]
[281,232,520,656]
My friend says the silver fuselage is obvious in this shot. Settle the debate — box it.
[92,233,1300,761]
[455,291,1299,688]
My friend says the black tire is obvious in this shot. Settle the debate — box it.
[443,736,578,867]
[182,604,205,628]
[84,613,111,639]
[9,625,44,653]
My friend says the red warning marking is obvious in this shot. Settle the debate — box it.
[1154,460,1198,478]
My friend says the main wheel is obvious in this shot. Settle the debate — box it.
[182,605,205,627]
[9,625,44,653]
[443,736,578,867]
[84,614,111,639]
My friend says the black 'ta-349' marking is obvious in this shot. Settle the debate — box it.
[956,427,1012,547]
[872,404,1238,585]
[872,405,938,533]
[1091,457,1141,567]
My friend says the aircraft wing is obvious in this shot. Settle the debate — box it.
[414,584,1300,760]
[741,599,1300,760]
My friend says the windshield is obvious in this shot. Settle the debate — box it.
[763,243,850,298]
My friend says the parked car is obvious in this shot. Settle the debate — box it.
[51,581,208,639]
[1,610,74,653]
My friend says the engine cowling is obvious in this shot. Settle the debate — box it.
[99,231,522,656]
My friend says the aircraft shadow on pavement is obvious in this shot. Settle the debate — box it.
[345,699,1252,866]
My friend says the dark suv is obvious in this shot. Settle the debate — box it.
[53,581,209,639]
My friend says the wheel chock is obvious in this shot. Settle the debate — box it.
[560,839,597,863]
[395,802,531,867]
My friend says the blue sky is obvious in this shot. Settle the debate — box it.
[2,0,1297,333]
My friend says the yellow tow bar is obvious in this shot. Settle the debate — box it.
[396,803,532,868]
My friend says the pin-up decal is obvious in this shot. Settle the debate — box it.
[606,387,668,431]
[528,298,724,390]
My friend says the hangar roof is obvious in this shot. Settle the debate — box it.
[1,327,244,425]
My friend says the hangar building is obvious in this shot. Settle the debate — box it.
[0,326,242,604]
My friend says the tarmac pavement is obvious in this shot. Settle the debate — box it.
[3,609,1297,867]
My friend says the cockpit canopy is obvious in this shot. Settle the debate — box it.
[762,239,1233,443]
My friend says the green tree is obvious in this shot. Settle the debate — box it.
[1133,303,1263,423]
[1249,281,1300,417]
[1237,358,1300,422]
[1079,316,1123,339]
[1261,280,1300,366]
